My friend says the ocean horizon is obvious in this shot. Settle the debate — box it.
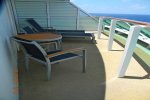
[90,13,150,23]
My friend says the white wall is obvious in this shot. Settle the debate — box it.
[0,1,18,100]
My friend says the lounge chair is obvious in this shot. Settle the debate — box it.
[13,37,86,80]
[26,18,95,43]
[57,30,95,43]
[26,18,57,33]
[22,26,36,34]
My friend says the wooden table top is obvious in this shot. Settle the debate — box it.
[15,32,62,42]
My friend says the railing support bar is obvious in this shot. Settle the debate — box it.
[118,25,142,77]
[97,17,103,39]
[108,19,117,50]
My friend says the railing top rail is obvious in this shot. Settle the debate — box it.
[100,17,150,26]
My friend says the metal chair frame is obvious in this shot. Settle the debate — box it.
[14,38,86,80]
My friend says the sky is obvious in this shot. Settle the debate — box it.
[70,0,150,15]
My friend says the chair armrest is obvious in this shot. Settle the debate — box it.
[46,48,85,58]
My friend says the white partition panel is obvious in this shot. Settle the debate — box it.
[13,0,47,32]
[50,16,76,30]
[78,11,98,31]
[49,2,77,30]
[12,0,99,31]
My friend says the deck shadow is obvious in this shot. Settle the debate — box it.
[123,74,150,79]
[110,49,124,51]
[18,40,106,100]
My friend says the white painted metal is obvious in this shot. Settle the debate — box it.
[6,0,17,35]
[97,17,103,39]
[76,8,79,30]
[108,19,117,51]
[10,0,20,32]
[46,0,51,28]
[118,25,142,77]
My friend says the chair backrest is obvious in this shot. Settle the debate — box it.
[26,18,45,32]
[23,26,35,34]
[14,37,47,61]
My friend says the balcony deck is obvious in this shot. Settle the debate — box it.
[18,34,150,100]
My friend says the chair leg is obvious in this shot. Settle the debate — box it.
[82,50,86,73]
[25,55,29,71]
[54,42,58,50]
[92,36,95,44]
[57,39,62,50]
[48,44,51,51]
[47,63,52,80]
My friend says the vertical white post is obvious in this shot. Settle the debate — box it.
[46,0,50,28]
[118,25,142,77]
[97,17,103,39]
[76,9,79,30]
[108,19,117,50]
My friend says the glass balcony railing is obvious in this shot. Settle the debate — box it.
[100,18,150,67]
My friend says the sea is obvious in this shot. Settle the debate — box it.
[90,13,150,23]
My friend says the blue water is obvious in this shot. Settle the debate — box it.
[90,13,150,23]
